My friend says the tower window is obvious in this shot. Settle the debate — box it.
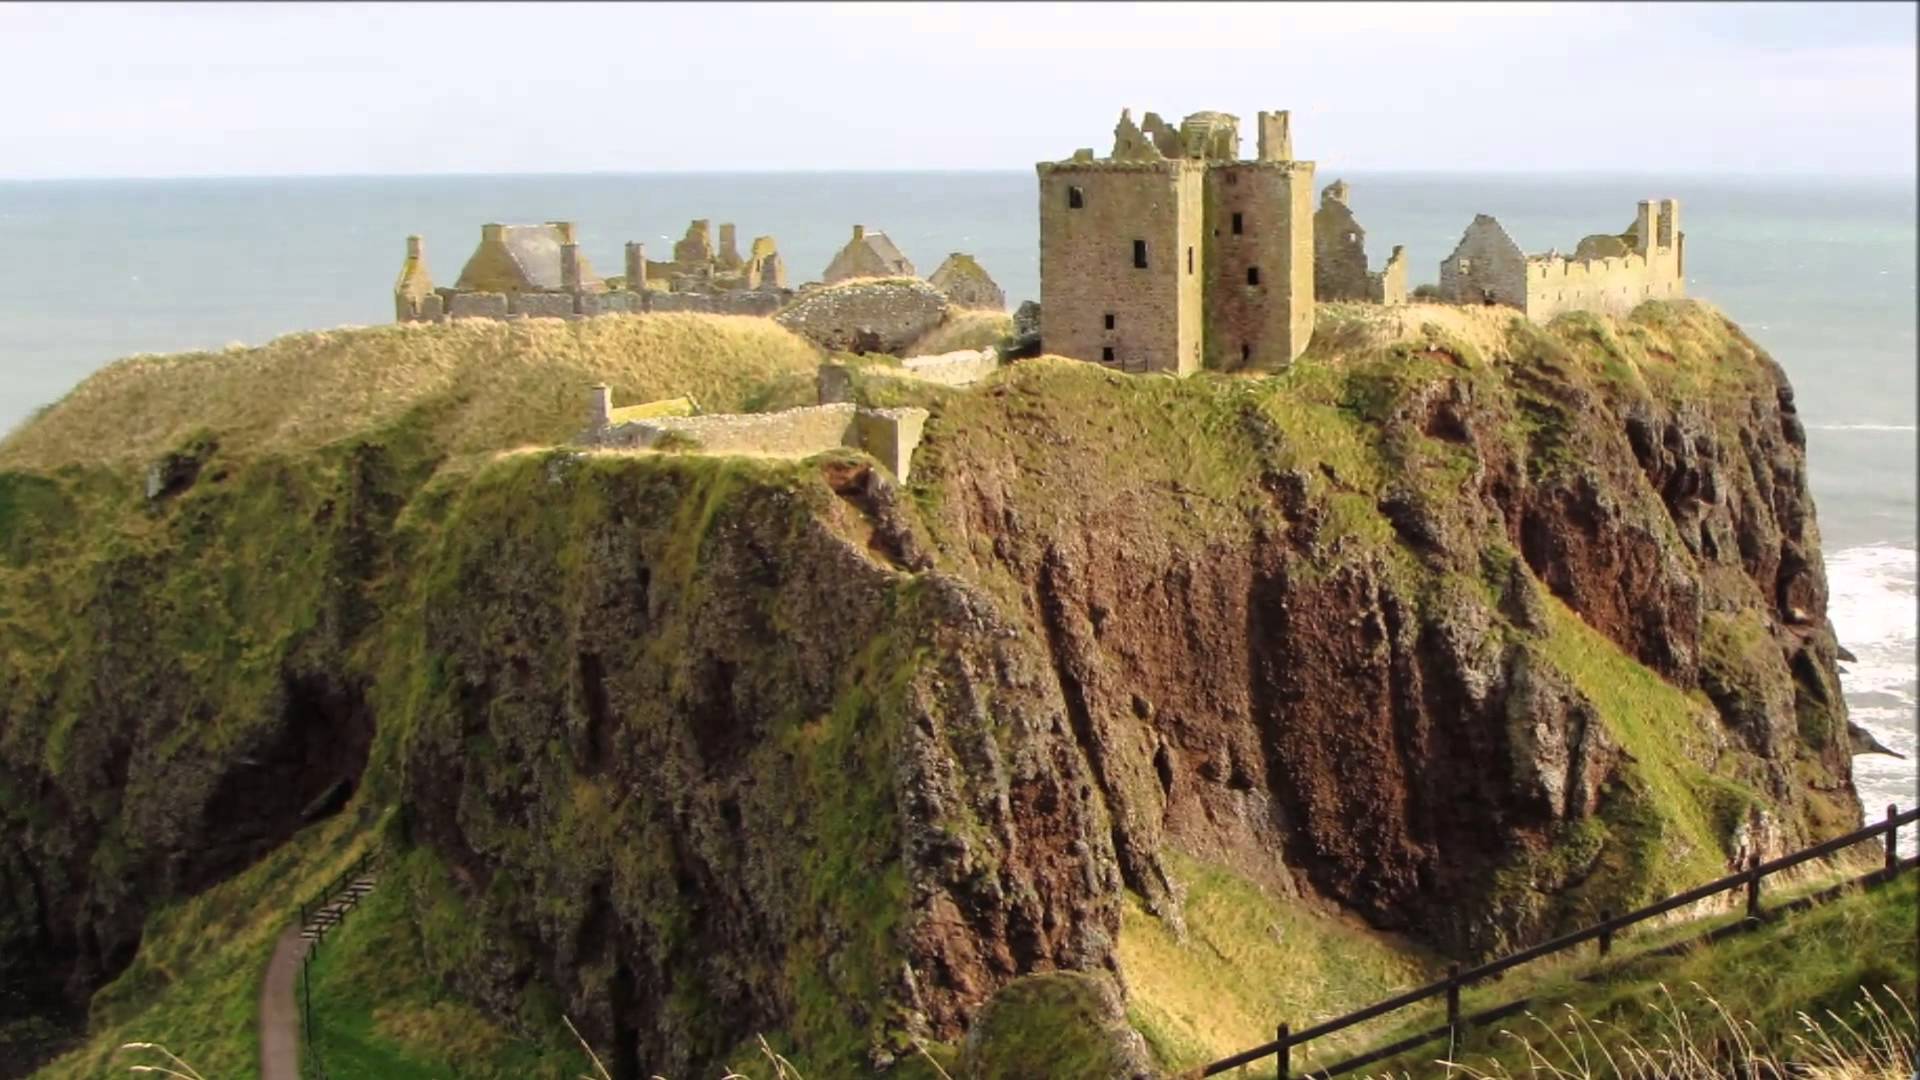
[1133,240,1148,268]
[1232,212,1244,235]
[1241,343,1251,362]
[1068,186,1084,209]
[1187,247,1194,274]
[1102,346,1115,363]
[1104,313,1115,330]
[1247,266,1261,286]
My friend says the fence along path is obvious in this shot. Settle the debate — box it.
[1199,804,1917,1079]
[255,848,379,1080]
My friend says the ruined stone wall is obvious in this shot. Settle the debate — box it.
[1314,196,1372,302]
[598,403,861,456]
[1203,161,1315,369]
[1522,249,1682,321]
[1369,245,1409,305]
[424,287,787,323]
[928,254,1007,311]
[852,407,929,483]
[1038,160,1205,375]
[773,279,951,354]
[1439,216,1529,309]
[650,290,787,317]
[586,401,932,482]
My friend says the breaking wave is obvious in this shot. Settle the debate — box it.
[1826,542,1918,852]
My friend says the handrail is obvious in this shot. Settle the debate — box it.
[1201,803,1914,1077]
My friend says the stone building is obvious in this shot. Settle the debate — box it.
[927,253,1006,310]
[1438,200,1685,321]
[1313,180,1407,305]
[395,219,792,324]
[648,219,787,293]
[454,222,605,296]
[1036,107,1315,376]
[823,225,916,283]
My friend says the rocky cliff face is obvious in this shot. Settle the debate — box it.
[0,302,1858,1078]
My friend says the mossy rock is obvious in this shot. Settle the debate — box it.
[958,972,1156,1080]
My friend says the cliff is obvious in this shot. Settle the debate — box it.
[1,301,1858,1078]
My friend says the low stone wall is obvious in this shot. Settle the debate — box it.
[774,278,952,354]
[425,286,791,323]
[650,290,786,317]
[584,401,931,482]
[597,402,857,455]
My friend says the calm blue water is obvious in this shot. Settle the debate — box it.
[0,171,1911,826]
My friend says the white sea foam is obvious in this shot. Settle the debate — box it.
[1826,542,1918,851]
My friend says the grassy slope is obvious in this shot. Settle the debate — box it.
[904,310,1014,357]
[0,312,824,470]
[8,301,1859,1078]
[14,314,824,1077]
[1362,871,1917,1078]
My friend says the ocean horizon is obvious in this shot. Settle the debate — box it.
[0,168,1911,836]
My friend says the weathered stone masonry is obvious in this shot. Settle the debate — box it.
[581,390,930,484]
[1314,180,1407,305]
[395,219,792,324]
[1439,199,1685,321]
[1037,107,1317,376]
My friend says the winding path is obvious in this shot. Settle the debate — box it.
[258,925,307,1080]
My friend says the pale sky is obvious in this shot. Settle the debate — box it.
[1,1,1914,179]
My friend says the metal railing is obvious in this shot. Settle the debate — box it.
[1201,804,1916,1079]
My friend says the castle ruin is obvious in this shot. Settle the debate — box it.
[394,219,794,324]
[1438,200,1685,320]
[823,225,916,283]
[1314,180,1407,305]
[1036,108,1324,375]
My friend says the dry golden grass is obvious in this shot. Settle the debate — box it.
[1304,301,1523,367]
[905,310,1014,357]
[0,313,825,471]
[1364,984,1916,1080]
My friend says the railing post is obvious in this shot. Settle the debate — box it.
[1887,804,1899,874]
[1597,913,1612,958]
[1745,855,1762,921]
[1277,1022,1290,1080]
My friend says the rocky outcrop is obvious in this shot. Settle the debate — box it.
[0,302,1859,1077]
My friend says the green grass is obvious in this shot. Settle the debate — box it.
[1119,852,1439,1074]
[1365,872,1919,1078]
[300,848,588,1079]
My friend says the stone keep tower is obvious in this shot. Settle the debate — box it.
[1037,108,1315,375]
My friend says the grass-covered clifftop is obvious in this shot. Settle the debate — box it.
[0,302,1864,1079]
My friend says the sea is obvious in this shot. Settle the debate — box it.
[0,171,1911,839]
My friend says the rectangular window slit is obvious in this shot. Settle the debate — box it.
[1104,313,1115,330]
[1187,246,1194,274]
[1247,266,1261,286]
[1101,346,1115,363]
[1133,240,1147,269]
[1232,212,1244,235]
[1068,186,1084,209]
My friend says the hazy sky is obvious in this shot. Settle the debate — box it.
[2,1,1914,179]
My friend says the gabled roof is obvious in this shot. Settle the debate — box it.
[856,231,910,271]
[455,224,603,292]
[823,227,916,282]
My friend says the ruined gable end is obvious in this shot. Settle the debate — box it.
[929,253,1007,311]
[822,224,916,284]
